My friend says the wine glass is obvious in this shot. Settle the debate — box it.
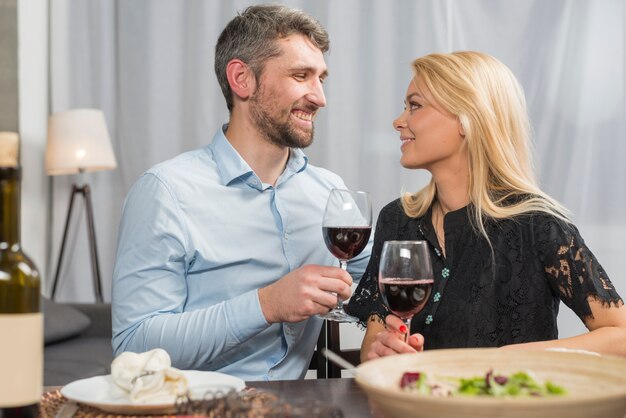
[378,240,434,341]
[320,189,372,322]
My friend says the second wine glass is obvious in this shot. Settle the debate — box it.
[378,240,434,341]
[320,189,372,323]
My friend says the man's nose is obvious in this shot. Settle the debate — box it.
[306,79,327,108]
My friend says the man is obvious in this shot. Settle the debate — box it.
[111,4,371,380]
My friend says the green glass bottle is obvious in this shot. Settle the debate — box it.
[0,134,42,418]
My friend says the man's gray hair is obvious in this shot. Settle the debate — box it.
[215,4,330,111]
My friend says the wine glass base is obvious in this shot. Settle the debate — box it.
[318,309,359,323]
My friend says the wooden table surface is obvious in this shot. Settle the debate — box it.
[247,377,384,418]
[45,378,384,417]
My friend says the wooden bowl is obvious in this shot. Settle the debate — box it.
[355,348,626,418]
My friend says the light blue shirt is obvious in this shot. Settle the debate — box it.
[112,127,371,381]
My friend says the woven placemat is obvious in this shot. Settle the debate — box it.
[40,390,176,418]
[40,389,343,418]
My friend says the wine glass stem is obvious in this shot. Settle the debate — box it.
[403,317,412,344]
[336,260,348,309]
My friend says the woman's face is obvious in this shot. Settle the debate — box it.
[392,77,466,173]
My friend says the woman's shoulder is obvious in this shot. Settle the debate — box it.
[520,210,575,234]
[378,197,424,222]
[490,208,580,254]
[380,198,404,215]
[375,198,426,240]
[498,194,571,226]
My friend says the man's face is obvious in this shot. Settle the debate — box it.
[249,34,328,148]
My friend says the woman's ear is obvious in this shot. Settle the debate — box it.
[226,59,255,100]
[458,117,466,137]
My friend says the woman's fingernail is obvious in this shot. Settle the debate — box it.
[399,325,407,333]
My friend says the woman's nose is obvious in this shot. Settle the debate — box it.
[393,112,407,130]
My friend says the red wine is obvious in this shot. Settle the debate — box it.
[323,226,371,260]
[378,278,433,319]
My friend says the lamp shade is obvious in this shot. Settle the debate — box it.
[46,108,117,175]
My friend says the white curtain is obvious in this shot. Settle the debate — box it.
[49,0,626,339]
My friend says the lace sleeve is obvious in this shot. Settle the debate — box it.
[534,215,623,322]
[346,202,401,327]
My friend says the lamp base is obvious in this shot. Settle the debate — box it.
[49,183,103,302]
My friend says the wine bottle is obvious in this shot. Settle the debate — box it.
[0,132,42,418]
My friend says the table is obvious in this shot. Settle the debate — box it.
[247,378,382,418]
[43,378,384,418]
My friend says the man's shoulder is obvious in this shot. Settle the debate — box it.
[147,146,213,172]
[125,146,219,199]
[146,146,216,180]
[303,162,346,186]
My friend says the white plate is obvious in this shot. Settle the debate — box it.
[61,370,246,415]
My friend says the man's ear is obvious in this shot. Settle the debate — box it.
[226,59,255,100]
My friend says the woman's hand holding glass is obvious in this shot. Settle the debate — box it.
[366,315,425,360]
[370,240,433,358]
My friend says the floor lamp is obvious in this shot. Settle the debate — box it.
[46,109,117,302]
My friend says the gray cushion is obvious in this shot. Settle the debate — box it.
[44,337,113,386]
[43,298,91,344]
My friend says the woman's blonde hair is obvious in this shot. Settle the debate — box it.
[401,51,569,237]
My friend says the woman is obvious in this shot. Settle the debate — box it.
[346,51,626,362]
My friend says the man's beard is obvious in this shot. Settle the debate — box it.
[249,87,315,149]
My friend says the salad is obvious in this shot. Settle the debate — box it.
[399,369,566,397]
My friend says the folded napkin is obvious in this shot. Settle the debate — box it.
[111,348,188,402]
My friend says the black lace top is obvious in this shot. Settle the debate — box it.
[346,199,623,349]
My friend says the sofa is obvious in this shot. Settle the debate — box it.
[43,298,114,386]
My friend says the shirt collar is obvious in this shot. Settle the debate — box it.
[209,124,309,188]
[282,148,308,179]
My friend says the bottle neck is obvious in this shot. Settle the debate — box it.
[0,167,21,246]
